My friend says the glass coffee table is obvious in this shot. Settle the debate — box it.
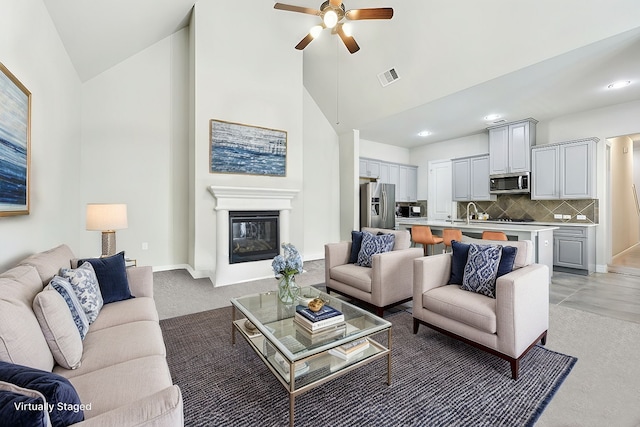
[231,287,392,427]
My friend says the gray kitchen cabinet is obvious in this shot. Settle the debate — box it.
[553,226,596,274]
[397,165,418,202]
[378,162,390,184]
[359,157,417,202]
[561,139,596,199]
[359,158,381,178]
[452,155,496,201]
[488,118,537,175]
[531,138,597,200]
[531,144,560,199]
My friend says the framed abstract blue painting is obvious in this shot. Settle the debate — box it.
[210,119,287,177]
[0,63,30,216]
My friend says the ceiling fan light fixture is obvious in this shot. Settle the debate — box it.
[342,23,353,37]
[310,25,323,38]
[323,10,338,28]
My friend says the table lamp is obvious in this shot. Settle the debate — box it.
[86,203,128,257]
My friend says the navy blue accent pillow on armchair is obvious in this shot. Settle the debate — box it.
[449,241,518,285]
[77,251,134,304]
[349,231,364,264]
[449,240,470,284]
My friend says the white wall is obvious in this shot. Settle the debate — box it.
[339,130,359,240]
[80,30,190,267]
[0,0,82,270]
[609,136,638,255]
[303,88,340,260]
[360,139,411,165]
[410,133,488,200]
[190,0,305,279]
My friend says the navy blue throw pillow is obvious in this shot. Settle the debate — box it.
[77,251,133,304]
[0,388,49,427]
[0,361,84,426]
[497,245,518,278]
[449,240,470,284]
[450,241,519,285]
[349,231,364,264]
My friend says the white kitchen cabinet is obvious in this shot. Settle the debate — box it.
[488,118,537,175]
[531,138,597,200]
[452,155,496,201]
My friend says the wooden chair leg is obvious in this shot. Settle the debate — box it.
[376,307,384,317]
[413,318,420,334]
[540,331,548,345]
[510,359,519,380]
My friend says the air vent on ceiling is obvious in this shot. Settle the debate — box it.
[491,119,507,124]
[377,67,400,87]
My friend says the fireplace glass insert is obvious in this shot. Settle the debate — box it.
[229,211,279,264]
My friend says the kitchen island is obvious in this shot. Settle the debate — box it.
[396,218,558,277]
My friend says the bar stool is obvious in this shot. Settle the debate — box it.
[442,228,463,253]
[411,225,444,256]
[482,230,508,241]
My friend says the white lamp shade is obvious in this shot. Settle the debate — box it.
[86,204,128,231]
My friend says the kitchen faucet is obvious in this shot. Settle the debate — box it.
[466,202,478,225]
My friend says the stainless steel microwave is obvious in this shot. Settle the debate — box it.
[489,173,530,194]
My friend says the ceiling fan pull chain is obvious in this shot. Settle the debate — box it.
[336,37,340,125]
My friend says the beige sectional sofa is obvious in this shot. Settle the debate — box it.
[0,244,183,426]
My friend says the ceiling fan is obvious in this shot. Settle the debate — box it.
[274,1,393,54]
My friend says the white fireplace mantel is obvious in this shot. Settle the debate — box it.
[208,186,300,286]
[208,186,300,211]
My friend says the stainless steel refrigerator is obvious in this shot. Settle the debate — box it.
[360,182,396,229]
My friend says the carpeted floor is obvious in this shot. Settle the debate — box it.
[160,307,576,427]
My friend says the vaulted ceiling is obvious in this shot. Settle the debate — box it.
[43,0,640,147]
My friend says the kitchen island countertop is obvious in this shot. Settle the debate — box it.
[395,218,561,233]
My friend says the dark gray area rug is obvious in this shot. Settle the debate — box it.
[160,307,576,427]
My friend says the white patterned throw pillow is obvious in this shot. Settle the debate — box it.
[461,244,503,298]
[61,262,104,324]
[49,276,90,340]
[356,232,395,267]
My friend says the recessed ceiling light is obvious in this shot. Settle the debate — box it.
[418,130,431,137]
[607,80,631,89]
[483,114,501,121]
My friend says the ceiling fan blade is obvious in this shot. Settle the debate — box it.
[295,33,315,50]
[336,24,360,54]
[274,3,321,16]
[346,8,394,20]
[329,0,342,7]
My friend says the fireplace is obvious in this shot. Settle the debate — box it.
[229,211,279,264]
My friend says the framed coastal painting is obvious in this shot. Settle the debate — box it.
[210,119,287,176]
[0,62,31,216]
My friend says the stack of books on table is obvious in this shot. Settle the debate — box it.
[294,304,345,334]
[328,337,370,360]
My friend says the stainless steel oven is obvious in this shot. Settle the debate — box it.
[490,173,530,194]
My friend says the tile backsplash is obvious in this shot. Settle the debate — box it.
[404,196,598,223]
[456,195,598,224]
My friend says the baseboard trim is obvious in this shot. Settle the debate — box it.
[152,264,210,279]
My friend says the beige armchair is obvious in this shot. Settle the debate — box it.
[412,238,549,379]
[325,227,424,317]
